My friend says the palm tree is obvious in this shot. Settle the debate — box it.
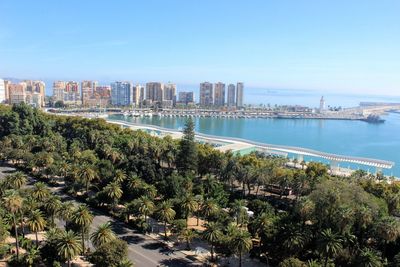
[282,225,307,255]
[114,169,127,183]
[59,201,76,230]
[118,259,134,267]
[136,196,155,224]
[300,160,307,170]
[126,175,142,192]
[230,229,253,267]
[376,216,400,243]
[3,190,23,259]
[5,172,27,189]
[357,248,383,267]
[179,228,197,250]
[31,182,50,202]
[181,194,198,228]
[318,228,343,267]
[375,216,400,257]
[27,209,46,246]
[156,200,176,239]
[230,199,247,226]
[103,181,123,212]
[56,230,82,267]
[58,161,70,180]
[24,247,40,267]
[44,195,62,226]
[72,205,93,254]
[77,164,97,194]
[203,222,223,262]
[253,213,273,246]
[90,222,116,247]
[201,198,219,223]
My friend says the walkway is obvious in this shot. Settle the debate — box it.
[106,119,395,170]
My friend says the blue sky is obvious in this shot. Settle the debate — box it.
[0,0,399,95]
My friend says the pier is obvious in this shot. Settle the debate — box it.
[106,119,395,174]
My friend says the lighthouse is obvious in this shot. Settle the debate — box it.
[319,96,325,113]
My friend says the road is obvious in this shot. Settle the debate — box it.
[0,164,202,267]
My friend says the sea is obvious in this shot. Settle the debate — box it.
[108,88,400,177]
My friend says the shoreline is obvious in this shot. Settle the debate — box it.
[104,117,395,177]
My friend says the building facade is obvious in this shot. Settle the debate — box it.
[53,81,66,103]
[111,81,132,106]
[214,82,226,107]
[24,80,45,107]
[81,80,98,106]
[236,82,244,107]
[4,80,10,103]
[146,82,164,103]
[8,83,27,105]
[84,85,111,107]
[132,84,142,106]
[0,79,5,103]
[199,82,213,106]
[227,84,236,107]
[5,80,45,107]
[178,91,195,105]
[163,83,176,105]
[65,81,80,104]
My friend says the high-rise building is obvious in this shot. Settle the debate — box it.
[0,79,5,103]
[65,81,80,103]
[146,82,164,103]
[179,91,195,105]
[4,80,10,103]
[111,81,132,106]
[214,82,225,107]
[236,82,244,107]
[199,82,213,106]
[24,80,45,107]
[164,83,176,105]
[227,84,236,107]
[8,82,27,105]
[81,80,98,105]
[132,84,142,106]
[53,81,66,102]
[139,86,145,102]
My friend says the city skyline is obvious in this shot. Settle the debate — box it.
[0,1,399,95]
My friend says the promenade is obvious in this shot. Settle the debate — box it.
[106,118,395,173]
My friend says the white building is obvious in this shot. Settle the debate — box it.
[0,79,5,103]
[236,82,244,107]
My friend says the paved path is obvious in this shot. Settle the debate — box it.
[0,164,201,267]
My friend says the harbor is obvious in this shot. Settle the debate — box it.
[49,101,400,123]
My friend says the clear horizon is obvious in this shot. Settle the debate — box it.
[1,1,399,95]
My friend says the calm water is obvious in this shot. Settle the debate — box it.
[109,112,400,176]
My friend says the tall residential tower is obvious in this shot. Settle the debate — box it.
[111,81,132,106]
[236,82,244,107]
[227,84,236,107]
[199,82,213,106]
[214,82,225,107]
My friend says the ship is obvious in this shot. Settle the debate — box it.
[361,114,385,123]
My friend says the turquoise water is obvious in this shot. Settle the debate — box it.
[109,113,400,176]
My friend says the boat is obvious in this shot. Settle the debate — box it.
[361,114,385,123]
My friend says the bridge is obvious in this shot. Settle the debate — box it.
[106,119,395,173]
